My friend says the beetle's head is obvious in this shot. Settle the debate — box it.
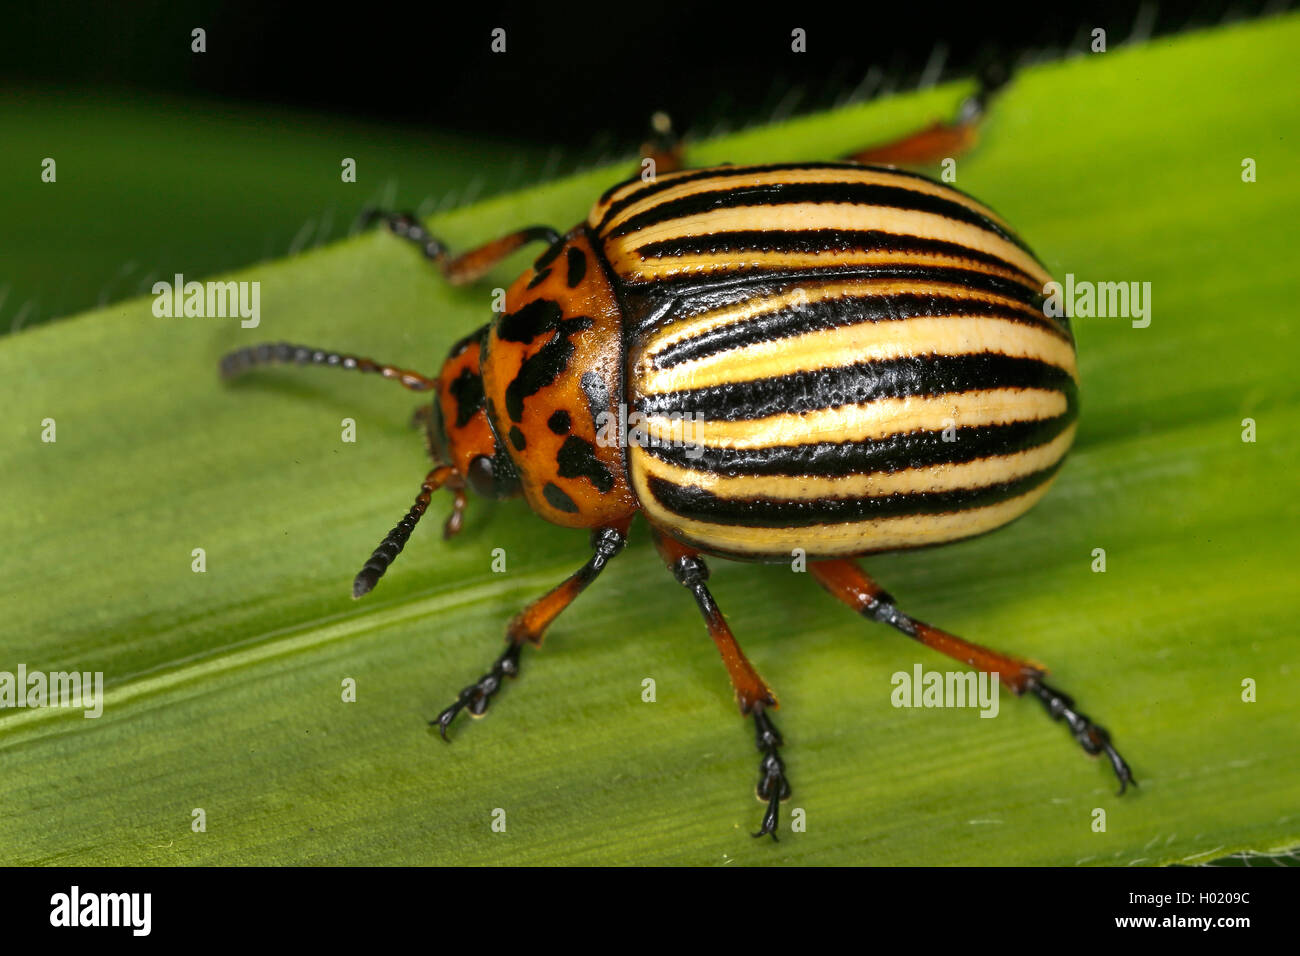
[431,325,522,502]
[219,329,525,600]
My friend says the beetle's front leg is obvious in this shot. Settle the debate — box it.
[410,405,468,539]
[362,210,561,285]
[653,532,790,840]
[810,559,1135,794]
[433,522,629,739]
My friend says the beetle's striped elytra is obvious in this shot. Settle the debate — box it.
[221,80,1132,841]
[585,161,1079,562]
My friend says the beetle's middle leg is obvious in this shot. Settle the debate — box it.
[809,559,1135,794]
[362,210,561,285]
[653,532,790,841]
[433,521,630,739]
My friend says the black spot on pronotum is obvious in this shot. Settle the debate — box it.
[509,426,527,451]
[557,436,615,493]
[447,367,485,428]
[526,268,552,290]
[547,409,572,435]
[533,240,564,272]
[496,298,562,343]
[543,482,579,513]
[566,247,588,287]
[498,300,594,421]
[507,331,586,421]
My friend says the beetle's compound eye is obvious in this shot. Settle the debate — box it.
[466,455,496,498]
[465,452,522,500]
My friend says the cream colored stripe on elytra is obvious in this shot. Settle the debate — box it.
[642,388,1069,450]
[633,424,1075,501]
[613,204,1052,287]
[614,246,1040,295]
[631,465,1059,556]
[597,165,1018,237]
[587,168,702,224]
[639,316,1078,396]
[642,279,1056,362]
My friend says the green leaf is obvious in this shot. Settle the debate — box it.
[2,14,1297,865]
[0,88,553,334]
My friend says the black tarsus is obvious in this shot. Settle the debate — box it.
[432,642,523,740]
[752,708,790,841]
[848,585,1135,794]
[361,208,448,262]
[361,208,562,273]
[1026,676,1136,796]
[432,525,628,738]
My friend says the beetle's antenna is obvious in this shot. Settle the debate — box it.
[353,465,456,598]
[220,341,438,392]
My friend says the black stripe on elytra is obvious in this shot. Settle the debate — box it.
[526,268,552,290]
[621,266,1056,345]
[543,481,579,513]
[447,366,485,428]
[635,228,1035,284]
[557,435,615,493]
[606,182,1034,257]
[566,247,588,287]
[593,161,957,234]
[651,290,1068,372]
[645,459,1063,528]
[509,426,526,451]
[642,413,1074,477]
[637,353,1077,423]
[621,264,1050,317]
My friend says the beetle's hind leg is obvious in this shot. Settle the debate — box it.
[653,533,790,840]
[843,60,1011,167]
[810,560,1135,794]
[639,111,685,176]
[433,523,629,739]
[361,211,561,285]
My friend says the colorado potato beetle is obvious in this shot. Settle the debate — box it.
[221,81,1133,840]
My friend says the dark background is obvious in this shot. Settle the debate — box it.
[1,0,1289,333]
[3,1,1285,149]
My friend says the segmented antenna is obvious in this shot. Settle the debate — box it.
[220,341,438,392]
[353,465,455,598]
